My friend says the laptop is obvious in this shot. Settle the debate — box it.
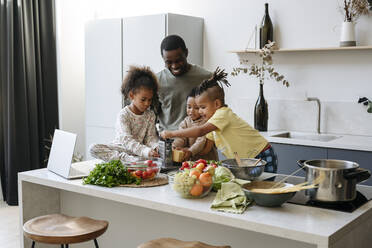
[47,129,99,179]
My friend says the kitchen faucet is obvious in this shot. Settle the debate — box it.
[307,97,321,134]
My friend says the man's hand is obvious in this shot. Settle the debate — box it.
[160,130,173,139]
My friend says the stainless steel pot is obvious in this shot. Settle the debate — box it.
[297,159,370,202]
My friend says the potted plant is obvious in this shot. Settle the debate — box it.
[358,97,372,113]
[231,41,289,131]
[339,0,370,46]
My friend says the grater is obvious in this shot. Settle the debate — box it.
[158,138,178,170]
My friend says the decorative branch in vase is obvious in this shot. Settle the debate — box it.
[231,41,290,131]
[338,0,370,46]
[341,0,370,22]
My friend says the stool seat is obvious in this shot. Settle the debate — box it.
[138,238,231,248]
[23,214,108,244]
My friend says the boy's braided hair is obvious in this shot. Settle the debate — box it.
[196,67,231,105]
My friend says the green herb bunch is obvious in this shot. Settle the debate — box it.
[83,160,141,187]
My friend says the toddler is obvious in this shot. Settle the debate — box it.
[90,66,159,162]
[172,88,218,161]
[161,67,277,172]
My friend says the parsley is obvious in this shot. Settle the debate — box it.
[83,160,141,187]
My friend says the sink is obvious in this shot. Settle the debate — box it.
[270,132,341,142]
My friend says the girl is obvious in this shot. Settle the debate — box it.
[172,88,218,161]
[90,66,159,162]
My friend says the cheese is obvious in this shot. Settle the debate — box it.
[172,149,184,162]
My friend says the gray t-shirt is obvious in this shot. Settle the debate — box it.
[157,65,212,131]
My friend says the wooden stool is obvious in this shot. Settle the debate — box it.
[138,238,231,248]
[23,214,108,248]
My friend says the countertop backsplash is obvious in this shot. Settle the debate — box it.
[230,98,372,137]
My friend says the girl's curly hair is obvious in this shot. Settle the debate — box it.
[196,67,231,106]
[121,65,159,110]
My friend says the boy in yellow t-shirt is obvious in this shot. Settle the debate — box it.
[160,67,277,173]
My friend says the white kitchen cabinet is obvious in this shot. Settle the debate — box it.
[85,13,204,158]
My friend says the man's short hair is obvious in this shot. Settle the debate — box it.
[160,35,187,56]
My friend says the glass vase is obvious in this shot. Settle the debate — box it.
[254,84,268,131]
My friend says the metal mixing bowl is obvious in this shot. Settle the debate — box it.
[221,158,267,180]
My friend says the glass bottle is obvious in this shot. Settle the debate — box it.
[259,3,273,49]
[254,84,268,131]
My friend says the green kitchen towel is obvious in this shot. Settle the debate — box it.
[211,181,250,214]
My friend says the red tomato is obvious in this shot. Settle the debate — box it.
[211,163,218,168]
[146,168,153,175]
[182,162,190,168]
[152,168,159,173]
[146,160,153,166]
[196,159,207,165]
[135,170,143,177]
[127,168,134,172]
[192,163,197,168]
[131,172,140,179]
[142,171,149,179]
[148,172,155,179]
[150,162,157,167]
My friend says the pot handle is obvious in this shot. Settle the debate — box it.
[344,168,371,183]
[297,160,307,171]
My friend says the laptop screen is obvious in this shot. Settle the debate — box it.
[47,129,77,178]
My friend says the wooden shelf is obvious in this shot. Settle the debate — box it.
[229,45,372,54]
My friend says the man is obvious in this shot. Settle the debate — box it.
[157,35,211,131]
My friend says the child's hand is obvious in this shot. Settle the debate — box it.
[149,149,159,158]
[181,148,192,161]
[160,130,172,139]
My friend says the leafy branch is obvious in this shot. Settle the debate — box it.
[231,41,289,87]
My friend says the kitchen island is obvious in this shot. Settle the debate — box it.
[18,168,372,248]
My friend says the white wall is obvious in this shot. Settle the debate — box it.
[56,0,372,157]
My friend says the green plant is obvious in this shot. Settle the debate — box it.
[231,41,289,87]
[358,97,372,113]
[83,160,141,187]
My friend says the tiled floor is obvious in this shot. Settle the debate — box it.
[0,201,20,248]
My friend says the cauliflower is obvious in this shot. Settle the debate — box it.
[173,172,197,197]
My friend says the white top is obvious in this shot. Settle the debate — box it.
[112,106,158,157]
[19,168,372,247]
[261,131,372,152]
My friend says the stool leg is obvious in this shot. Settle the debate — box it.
[31,241,35,248]
[61,245,64,248]
[94,239,99,248]
[66,245,69,248]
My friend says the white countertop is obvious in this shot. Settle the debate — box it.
[19,168,372,247]
[261,131,372,152]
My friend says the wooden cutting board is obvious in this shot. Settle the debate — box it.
[120,173,168,188]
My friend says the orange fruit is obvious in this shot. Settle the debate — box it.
[190,182,203,196]
[189,169,201,179]
[199,172,213,187]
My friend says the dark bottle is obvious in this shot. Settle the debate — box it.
[254,84,268,131]
[259,3,273,49]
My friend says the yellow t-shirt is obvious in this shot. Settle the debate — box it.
[206,107,268,159]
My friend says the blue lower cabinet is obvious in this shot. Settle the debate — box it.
[327,148,372,186]
[271,143,327,177]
